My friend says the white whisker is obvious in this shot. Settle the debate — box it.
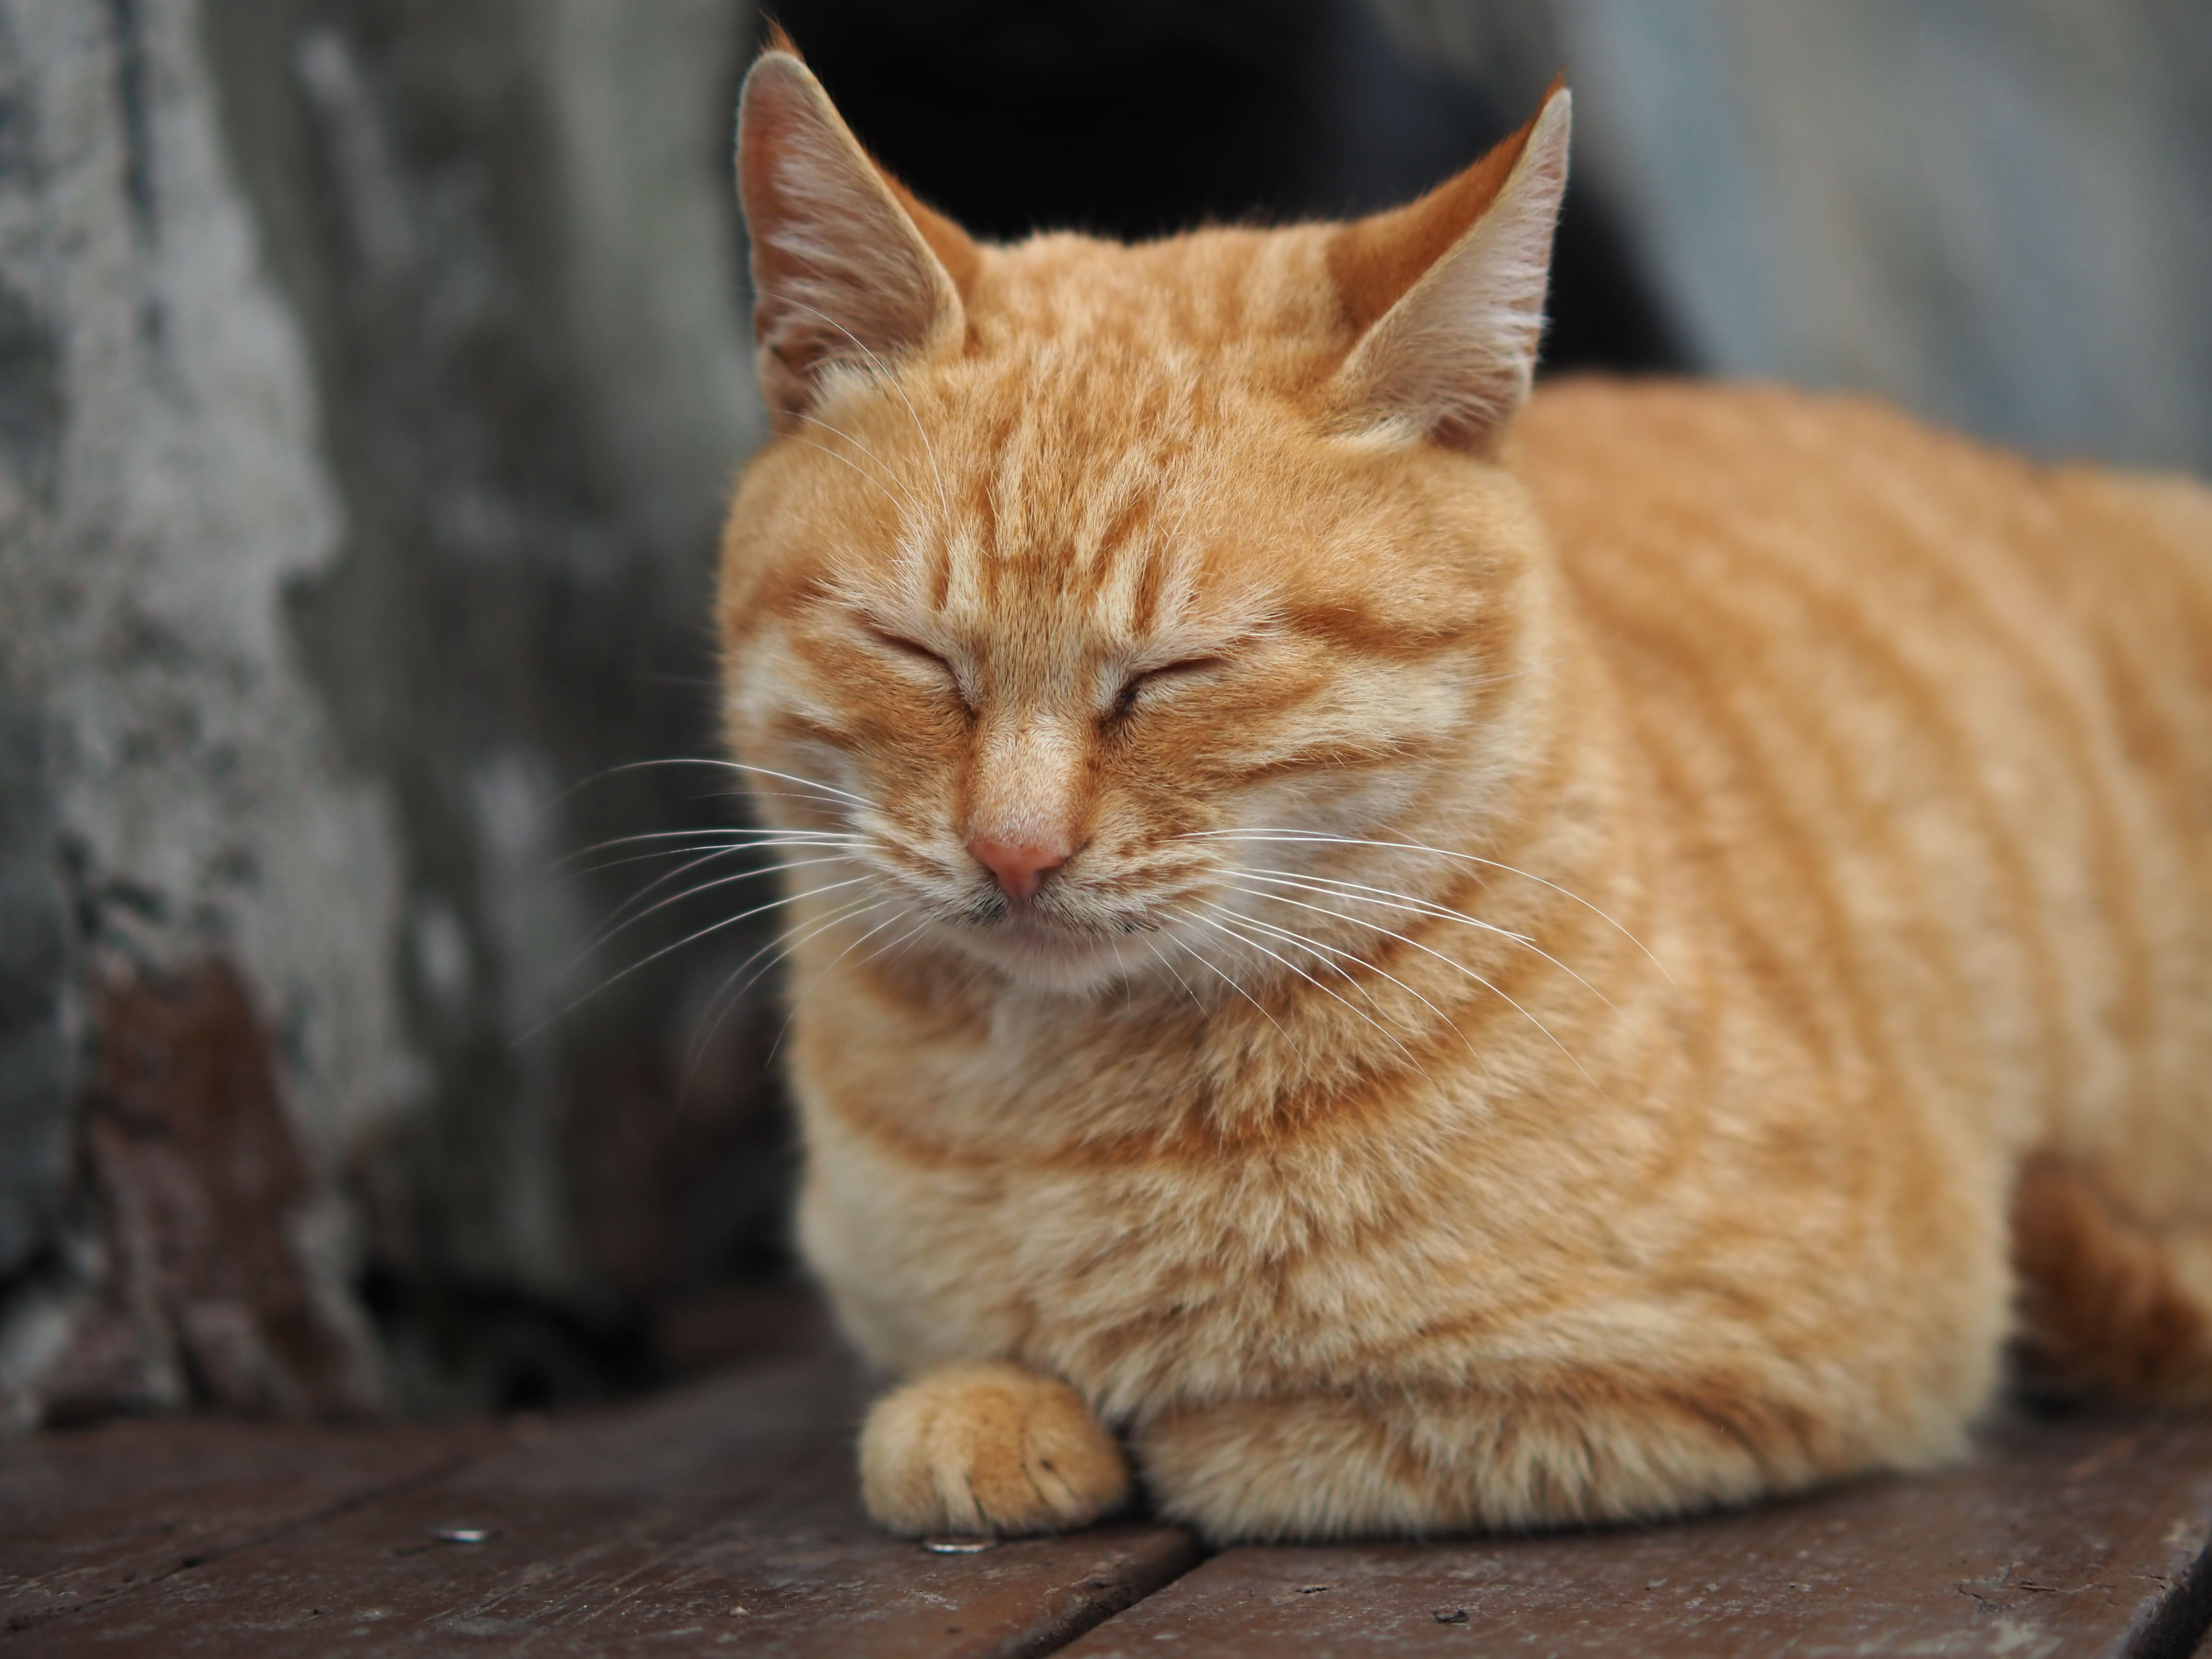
[718,760,879,814]
[1218,878,1605,1097]
[579,844,774,942]
[1206,902,1378,1002]
[680,890,894,1094]
[1236,867,1614,1013]
[562,839,857,886]
[1178,829,1669,982]
[576,841,868,960]
[582,854,861,959]
[1185,904,1428,1077]
[1239,866,1532,945]
[1164,920,1284,1035]
[523,872,880,1041]
[557,825,861,867]
[1143,934,1208,1018]
[763,906,928,1066]
[767,902,946,1065]
[1211,893,1476,1057]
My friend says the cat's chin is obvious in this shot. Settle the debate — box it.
[952,915,1143,998]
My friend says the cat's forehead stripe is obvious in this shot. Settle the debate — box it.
[824,227,1444,654]
[917,373,1206,637]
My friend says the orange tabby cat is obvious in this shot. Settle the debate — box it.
[715,46,2212,1541]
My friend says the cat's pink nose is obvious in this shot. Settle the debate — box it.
[967,837,1068,902]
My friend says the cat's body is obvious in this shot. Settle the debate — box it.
[718,49,2212,1540]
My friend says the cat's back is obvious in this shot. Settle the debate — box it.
[1517,378,2212,839]
[1521,378,2212,625]
[1519,378,2212,1184]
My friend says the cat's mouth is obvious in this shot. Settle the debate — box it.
[954,900,1154,994]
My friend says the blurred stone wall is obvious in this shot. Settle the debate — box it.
[0,0,411,1423]
[0,0,782,1424]
[203,0,786,1407]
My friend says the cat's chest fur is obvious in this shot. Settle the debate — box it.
[782,958,1807,1423]
[789,989,1500,1407]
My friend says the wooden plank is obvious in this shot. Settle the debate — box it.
[1060,1410,2212,1659]
[0,1414,489,1637]
[12,1340,1199,1657]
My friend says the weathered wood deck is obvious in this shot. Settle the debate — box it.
[8,1299,2212,1657]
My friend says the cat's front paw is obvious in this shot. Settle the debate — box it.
[858,1361,1130,1536]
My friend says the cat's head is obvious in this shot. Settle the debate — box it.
[719,47,1570,997]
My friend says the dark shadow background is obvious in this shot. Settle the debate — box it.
[769,0,1681,373]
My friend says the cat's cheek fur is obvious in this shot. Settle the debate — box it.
[858,1362,1132,1536]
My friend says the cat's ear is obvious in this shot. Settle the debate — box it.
[734,45,979,430]
[1326,84,1571,454]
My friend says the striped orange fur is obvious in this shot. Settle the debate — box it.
[716,49,2212,1541]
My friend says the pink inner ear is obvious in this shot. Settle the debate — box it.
[735,53,966,426]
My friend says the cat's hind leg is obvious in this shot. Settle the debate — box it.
[2011,1153,2212,1402]
[858,1361,1131,1536]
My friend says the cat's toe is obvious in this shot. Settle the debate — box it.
[858,1360,1130,1537]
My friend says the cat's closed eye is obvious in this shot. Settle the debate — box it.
[862,625,969,709]
[1107,657,1225,722]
